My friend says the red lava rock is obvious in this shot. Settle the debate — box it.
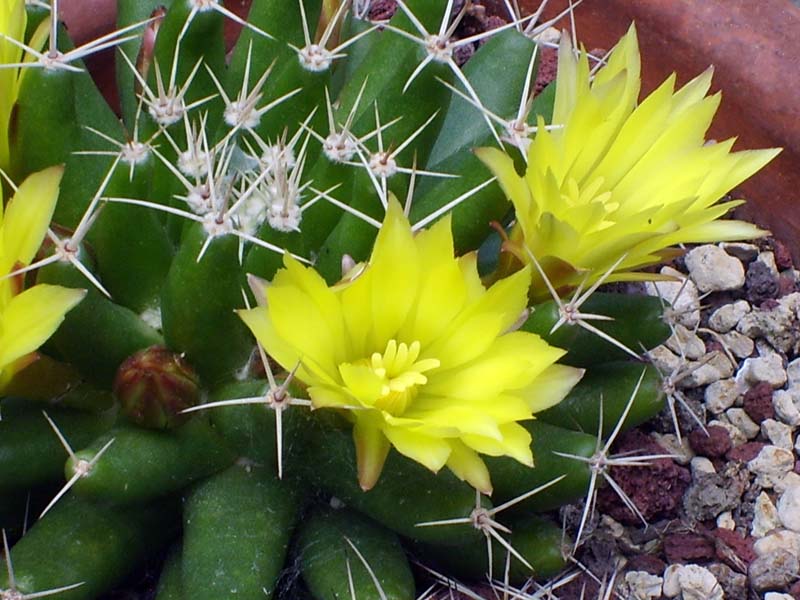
[705,338,725,354]
[727,441,766,463]
[689,425,732,458]
[534,47,558,94]
[595,430,691,524]
[745,260,779,304]
[743,382,775,423]
[714,528,756,567]
[664,532,716,563]
[772,239,795,271]
[794,459,800,475]
[778,273,798,297]
[789,579,800,600]
[627,554,667,576]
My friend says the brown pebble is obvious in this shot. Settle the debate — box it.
[743,381,775,423]
[772,239,794,270]
[745,260,779,304]
[664,532,715,563]
[595,430,691,524]
[726,441,766,463]
[778,273,798,297]
[689,425,732,458]
[713,528,756,567]
[533,47,557,95]
[626,554,666,576]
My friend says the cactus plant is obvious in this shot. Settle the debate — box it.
[0,1,779,598]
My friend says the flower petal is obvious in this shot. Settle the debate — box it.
[462,422,533,467]
[0,283,85,368]
[447,440,493,495]
[398,214,467,346]
[0,166,63,274]
[367,197,419,346]
[382,425,451,473]
[518,364,585,412]
[353,415,391,491]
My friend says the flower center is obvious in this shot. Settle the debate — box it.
[368,340,439,416]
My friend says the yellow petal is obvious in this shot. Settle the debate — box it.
[367,197,419,345]
[425,267,531,368]
[268,283,345,379]
[398,214,467,346]
[306,384,355,409]
[425,332,564,400]
[462,422,533,466]
[353,415,391,491]
[447,440,493,495]
[339,362,383,405]
[0,283,85,368]
[382,425,451,473]
[518,364,585,412]
[237,306,334,386]
[0,166,64,274]
[474,147,535,234]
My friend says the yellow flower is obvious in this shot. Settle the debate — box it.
[477,25,781,299]
[0,0,27,171]
[0,166,86,390]
[239,198,582,493]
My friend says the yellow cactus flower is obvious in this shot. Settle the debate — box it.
[0,0,27,171]
[238,198,582,494]
[477,25,781,299]
[0,166,86,390]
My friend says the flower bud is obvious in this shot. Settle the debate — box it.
[114,346,200,429]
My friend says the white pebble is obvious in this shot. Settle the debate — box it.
[665,324,707,360]
[691,456,717,477]
[737,304,798,355]
[686,245,746,293]
[761,419,795,450]
[780,291,800,314]
[737,351,787,388]
[662,565,682,598]
[663,564,723,600]
[787,357,800,387]
[719,330,755,359]
[726,408,760,440]
[704,379,740,414]
[648,345,681,375]
[776,472,800,495]
[773,389,800,427]
[716,511,736,530]
[754,529,800,558]
[748,446,796,488]
[709,300,751,333]
[757,251,780,276]
[623,571,663,600]
[777,485,800,532]
[645,267,701,328]
[752,491,782,537]
[681,351,735,388]
[765,593,796,600]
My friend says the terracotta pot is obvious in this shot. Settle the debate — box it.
[533,0,800,260]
